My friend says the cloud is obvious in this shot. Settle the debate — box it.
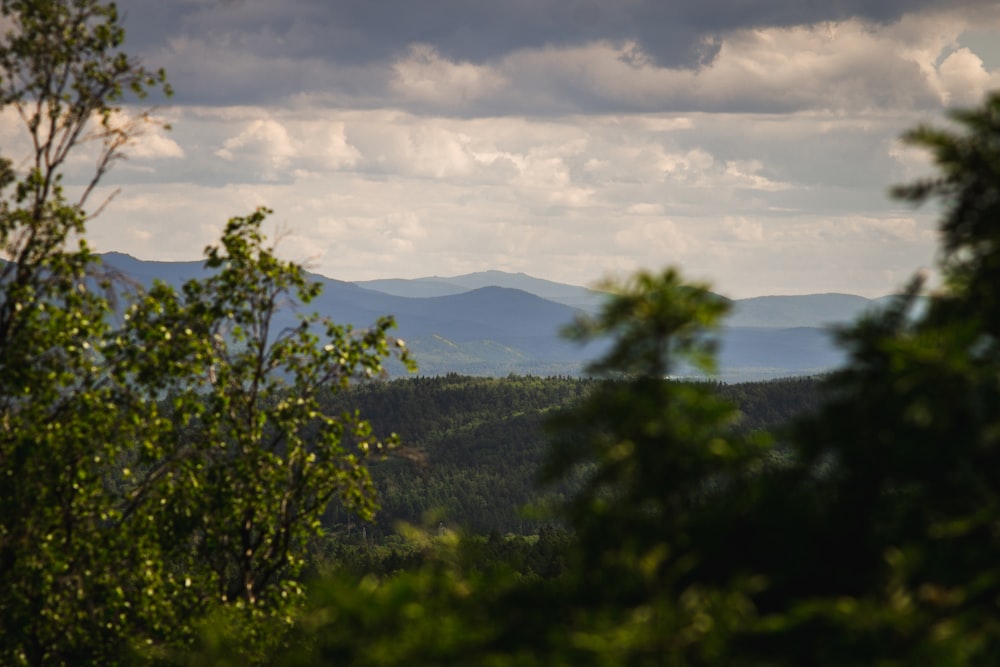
[116,0,1000,115]
[87,103,939,288]
[191,111,363,182]
[287,119,362,171]
[615,218,694,256]
[120,0,995,71]
[935,47,1000,105]
[56,1,996,300]
[724,217,764,242]
[216,118,296,179]
[491,13,1000,115]
[127,131,185,160]
[722,160,791,192]
[390,44,507,108]
[121,113,185,160]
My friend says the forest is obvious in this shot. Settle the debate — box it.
[4,2,1000,665]
[321,374,823,536]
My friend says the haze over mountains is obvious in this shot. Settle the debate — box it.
[100,252,894,381]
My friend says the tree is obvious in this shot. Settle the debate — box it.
[0,2,411,664]
[536,269,769,665]
[543,269,754,572]
[0,2,173,663]
[734,90,1000,665]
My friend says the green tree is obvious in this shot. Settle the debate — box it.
[732,90,1000,665]
[537,269,768,665]
[0,2,411,664]
[116,209,413,656]
[0,1,172,663]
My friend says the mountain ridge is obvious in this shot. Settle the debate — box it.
[95,254,896,380]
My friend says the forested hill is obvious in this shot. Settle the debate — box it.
[321,374,824,536]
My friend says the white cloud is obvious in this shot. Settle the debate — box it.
[935,48,999,106]
[385,210,427,240]
[724,217,764,242]
[127,131,185,160]
[722,160,791,192]
[123,113,185,160]
[317,121,362,169]
[216,118,296,178]
[85,94,944,298]
[390,44,508,107]
[626,203,665,216]
[615,218,694,256]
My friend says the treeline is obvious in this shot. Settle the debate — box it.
[305,526,575,583]
[319,374,823,536]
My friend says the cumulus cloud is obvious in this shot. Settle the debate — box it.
[284,119,362,172]
[385,210,427,241]
[127,131,185,160]
[935,48,999,105]
[69,1,997,298]
[196,112,364,182]
[317,122,362,169]
[120,112,185,160]
[88,102,943,293]
[626,203,666,216]
[390,44,507,108]
[216,118,295,174]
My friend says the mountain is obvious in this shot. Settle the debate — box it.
[717,327,843,379]
[97,254,599,376]
[350,278,465,299]
[99,252,212,289]
[95,254,891,380]
[727,293,880,328]
[356,270,606,311]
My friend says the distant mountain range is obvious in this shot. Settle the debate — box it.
[356,271,603,311]
[98,253,899,381]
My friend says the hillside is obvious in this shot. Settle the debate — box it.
[321,375,825,536]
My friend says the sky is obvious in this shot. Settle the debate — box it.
[38,0,1000,297]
